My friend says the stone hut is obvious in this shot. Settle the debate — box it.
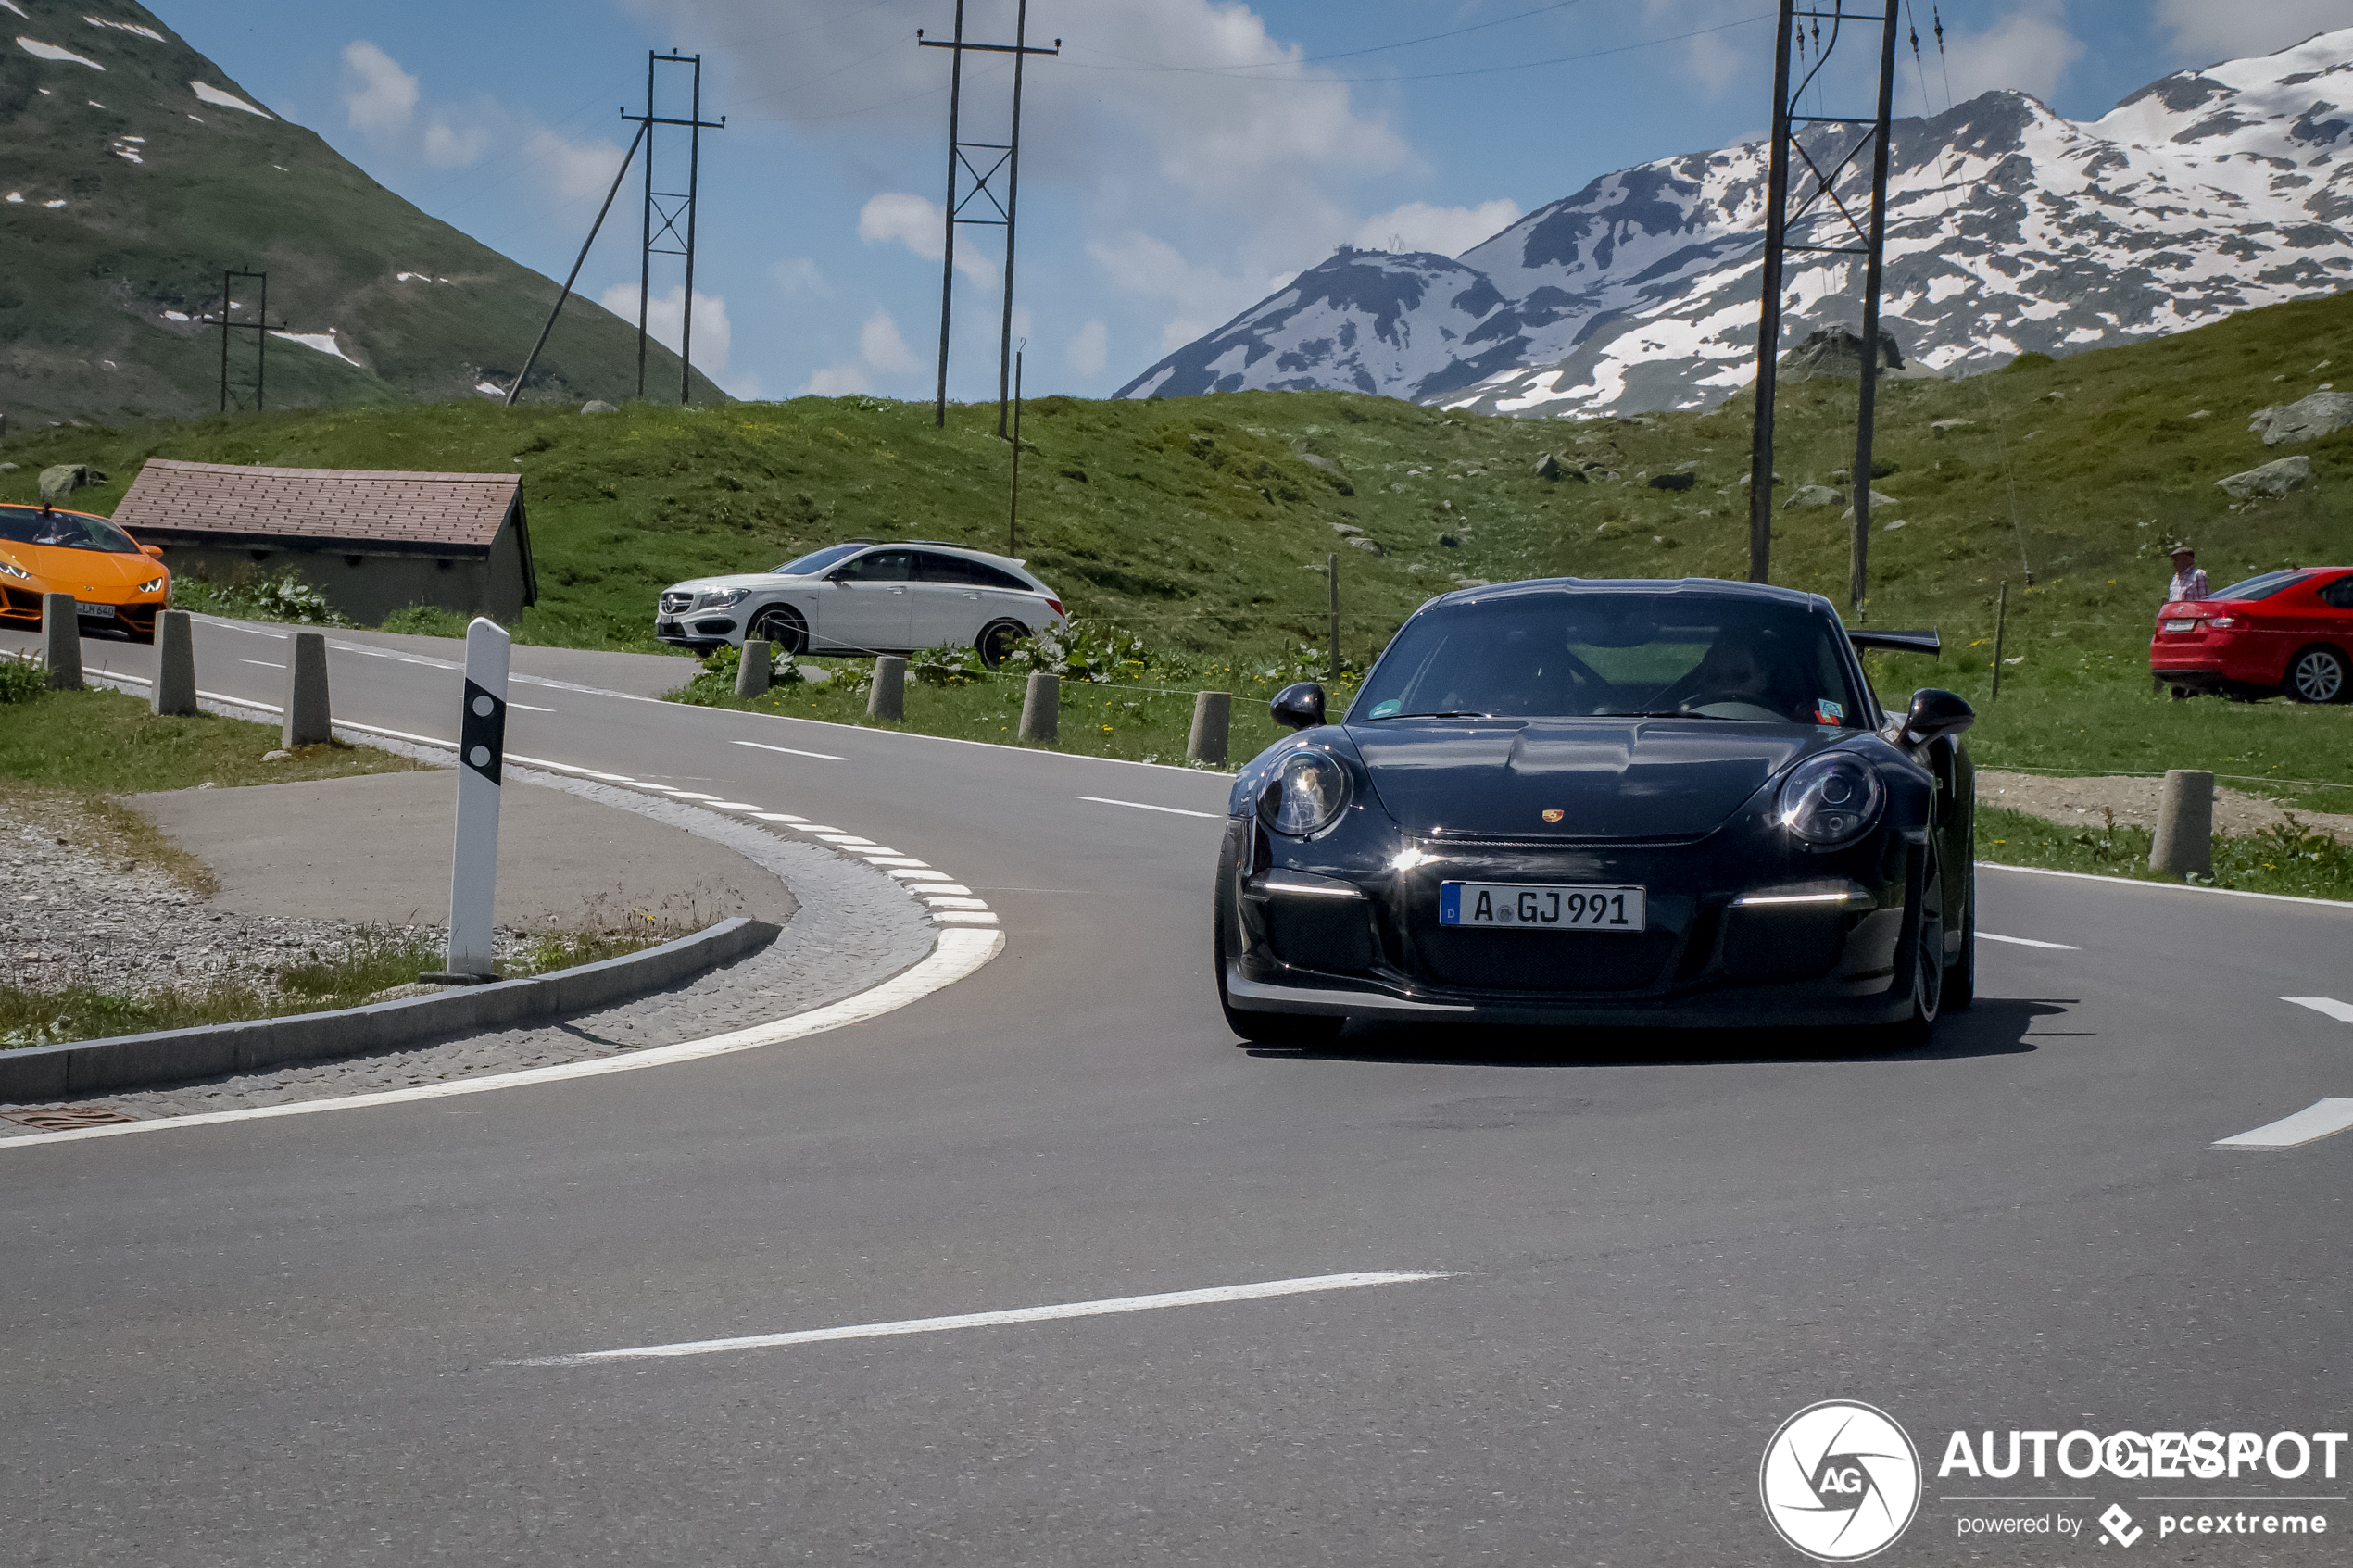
[111,459,536,624]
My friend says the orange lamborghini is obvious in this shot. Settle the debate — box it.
[0,504,170,644]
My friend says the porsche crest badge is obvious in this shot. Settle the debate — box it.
[1541,809,1566,822]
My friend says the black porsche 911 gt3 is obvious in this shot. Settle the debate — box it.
[1214,578,1978,1046]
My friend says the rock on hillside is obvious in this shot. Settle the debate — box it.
[1119,27,2353,418]
[0,2,721,427]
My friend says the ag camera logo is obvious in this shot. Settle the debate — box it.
[1760,1400,1922,1561]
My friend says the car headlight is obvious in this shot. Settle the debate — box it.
[0,559,28,580]
[138,576,165,594]
[1258,749,1351,836]
[1777,752,1884,848]
[694,587,750,610]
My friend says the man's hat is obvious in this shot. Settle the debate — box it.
[2167,542,2196,557]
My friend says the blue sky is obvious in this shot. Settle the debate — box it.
[172,0,2350,403]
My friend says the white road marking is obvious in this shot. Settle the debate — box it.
[932,910,999,924]
[906,883,971,896]
[667,791,723,801]
[503,1271,1452,1368]
[2284,997,2353,1024]
[2213,1099,2353,1150]
[865,856,930,868]
[0,930,1004,1151]
[885,867,945,880]
[734,739,847,762]
[1981,933,2079,950]
[795,824,845,834]
[508,702,556,713]
[750,812,807,823]
[1983,862,2353,911]
[239,659,283,669]
[703,801,761,810]
[924,896,990,909]
[1075,795,1221,819]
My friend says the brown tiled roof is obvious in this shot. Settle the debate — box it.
[113,459,522,551]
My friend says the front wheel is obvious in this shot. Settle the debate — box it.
[2284,645,2348,705]
[975,618,1028,670]
[1884,845,1945,1047]
[747,602,809,656]
[1214,903,1344,1047]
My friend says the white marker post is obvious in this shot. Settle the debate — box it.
[426,618,510,983]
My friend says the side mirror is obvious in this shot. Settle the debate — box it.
[1269,681,1327,731]
[141,545,164,560]
[1903,687,1974,748]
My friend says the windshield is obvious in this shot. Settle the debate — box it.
[2210,570,2308,603]
[0,507,141,554]
[773,543,866,575]
[1350,591,1869,728]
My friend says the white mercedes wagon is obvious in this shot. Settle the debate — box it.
[655,541,1068,665]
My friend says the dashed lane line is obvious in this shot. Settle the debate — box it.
[1981,933,2079,950]
[2284,997,2353,1024]
[2213,1099,2353,1151]
[501,1272,1454,1368]
[1075,795,1222,819]
[734,739,848,762]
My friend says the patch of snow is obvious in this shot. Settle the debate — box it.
[84,16,164,42]
[16,36,102,69]
[112,149,139,163]
[43,198,66,208]
[162,309,188,321]
[3,193,18,204]
[87,100,102,107]
[189,80,270,119]
[476,381,506,398]
[270,330,363,369]
[0,1,27,18]
[185,113,200,121]
[271,164,287,172]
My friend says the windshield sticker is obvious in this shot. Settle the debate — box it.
[1815,698,1845,726]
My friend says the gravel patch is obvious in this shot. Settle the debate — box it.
[1979,769,2353,845]
[0,767,938,1135]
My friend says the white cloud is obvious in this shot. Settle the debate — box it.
[799,363,870,397]
[1088,230,1264,351]
[599,282,733,375]
[1641,0,1763,93]
[769,257,830,297]
[523,128,634,201]
[340,40,416,137]
[1353,200,1522,258]
[2158,0,2349,62]
[1066,320,1108,378]
[1938,2,2085,105]
[859,310,919,375]
[858,192,998,286]
[422,119,488,168]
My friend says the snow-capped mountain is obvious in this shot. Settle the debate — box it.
[1115,28,2353,417]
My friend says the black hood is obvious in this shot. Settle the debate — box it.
[1348,718,1834,840]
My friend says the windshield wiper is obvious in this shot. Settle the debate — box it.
[1377,709,1493,720]
[1593,709,1743,721]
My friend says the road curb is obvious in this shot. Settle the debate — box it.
[0,917,780,1102]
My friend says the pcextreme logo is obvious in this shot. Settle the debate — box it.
[1759,1400,1924,1562]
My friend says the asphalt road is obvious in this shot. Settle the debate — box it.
[6,617,2350,1566]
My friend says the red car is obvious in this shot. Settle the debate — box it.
[2150,566,2353,703]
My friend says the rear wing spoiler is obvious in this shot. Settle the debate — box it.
[1846,628,1940,657]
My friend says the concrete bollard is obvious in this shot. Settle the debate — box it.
[41,592,82,690]
[2149,769,2214,879]
[152,608,197,715]
[283,630,332,747]
[867,654,906,721]
[736,638,773,698]
[1188,689,1232,767]
[1019,671,1060,743]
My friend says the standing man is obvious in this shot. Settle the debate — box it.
[2165,544,2210,604]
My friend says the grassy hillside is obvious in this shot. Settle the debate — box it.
[0,0,719,426]
[5,289,2349,801]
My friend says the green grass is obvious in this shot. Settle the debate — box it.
[1976,804,2353,901]
[5,288,2349,783]
[0,684,419,792]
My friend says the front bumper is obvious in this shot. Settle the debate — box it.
[655,614,738,649]
[2,588,160,639]
[1225,826,1924,1028]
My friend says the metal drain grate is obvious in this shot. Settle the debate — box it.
[1,1104,139,1131]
